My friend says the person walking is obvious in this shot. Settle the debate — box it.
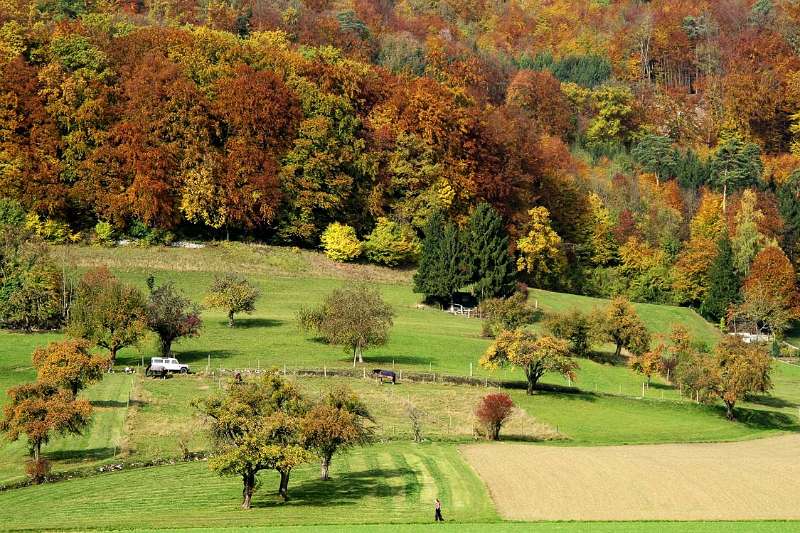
[434,498,444,522]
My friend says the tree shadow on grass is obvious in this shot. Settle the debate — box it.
[227,318,284,329]
[46,447,117,462]
[90,399,147,408]
[367,354,435,366]
[253,467,411,508]
[172,349,236,364]
[745,394,797,409]
[732,406,800,432]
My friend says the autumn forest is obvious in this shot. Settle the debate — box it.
[3,0,800,326]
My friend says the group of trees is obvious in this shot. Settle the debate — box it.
[1,340,103,481]
[480,295,652,395]
[413,204,516,305]
[193,373,374,508]
[4,1,800,340]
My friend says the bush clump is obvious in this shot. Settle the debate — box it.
[475,392,514,441]
[93,221,114,246]
[364,218,421,266]
[321,222,362,262]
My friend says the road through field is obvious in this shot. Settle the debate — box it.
[461,434,800,521]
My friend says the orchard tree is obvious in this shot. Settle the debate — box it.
[1,381,92,479]
[193,372,311,508]
[711,336,772,420]
[598,297,651,359]
[302,386,374,480]
[630,341,665,384]
[204,274,260,327]
[700,234,740,322]
[465,203,516,301]
[480,329,576,395]
[479,292,537,338]
[298,285,394,365]
[32,339,106,396]
[545,309,596,358]
[67,267,147,363]
[145,276,202,357]
[475,392,514,441]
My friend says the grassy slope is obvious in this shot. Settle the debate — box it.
[0,443,496,531]
[0,243,797,485]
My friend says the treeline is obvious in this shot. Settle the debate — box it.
[5,0,800,332]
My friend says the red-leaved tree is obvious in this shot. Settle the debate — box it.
[475,392,514,441]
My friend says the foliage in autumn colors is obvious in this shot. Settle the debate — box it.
[475,393,515,441]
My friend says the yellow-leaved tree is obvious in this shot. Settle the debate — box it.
[516,206,564,286]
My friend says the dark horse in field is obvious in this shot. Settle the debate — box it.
[372,369,397,384]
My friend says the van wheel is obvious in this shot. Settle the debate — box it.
[180,368,188,374]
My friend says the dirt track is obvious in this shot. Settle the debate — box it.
[461,435,800,520]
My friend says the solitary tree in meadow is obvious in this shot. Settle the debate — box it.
[67,267,147,363]
[480,329,576,395]
[710,336,773,420]
[598,297,651,359]
[204,274,259,327]
[1,381,92,482]
[298,285,394,366]
[145,276,202,357]
[302,386,375,480]
[475,392,514,440]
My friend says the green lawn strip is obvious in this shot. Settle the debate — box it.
[0,443,494,531]
[0,372,132,484]
[121,522,800,533]
[511,388,791,446]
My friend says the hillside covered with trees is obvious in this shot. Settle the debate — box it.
[3,0,800,330]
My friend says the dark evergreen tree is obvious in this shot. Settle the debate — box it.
[675,148,710,190]
[700,234,740,322]
[413,213,469,305]
[631,134,677,184]
[465,203,516,300]
[778,169,800,260]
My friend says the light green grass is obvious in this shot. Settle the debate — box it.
[126,522,800,533]
[0,443,496,531]
[0,373,132,483]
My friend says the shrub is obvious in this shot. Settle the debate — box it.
[479,292,539,337]
[0,198,25,227]
[321,222,362,262]
[24,458,51,484]
[128,220,175,246]
[24,213,76,244]
[93,221,114,246]
[475,393,514,440]
[364,218,421,266]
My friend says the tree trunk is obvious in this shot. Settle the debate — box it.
[34,441,41,461]
[614,341,623,359]
[321,453,332,480]
[524,367,538,395]
[278,470,291,500]
[160,337,172,357]
[357,344,363,364]
[110,346,118,364]
[228,310,235,328]
[724,400,736,420]
[241,471,255,509]
[71,381,79,397]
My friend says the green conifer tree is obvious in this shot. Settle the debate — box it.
[700,234,740,322]
[413,213,468,305]
[465,203,516,300]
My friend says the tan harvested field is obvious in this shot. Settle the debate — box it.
[461,434,800,521]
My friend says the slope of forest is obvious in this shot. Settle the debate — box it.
[3,0,800,313]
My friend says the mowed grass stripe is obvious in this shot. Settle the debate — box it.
[0,444,497,531]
